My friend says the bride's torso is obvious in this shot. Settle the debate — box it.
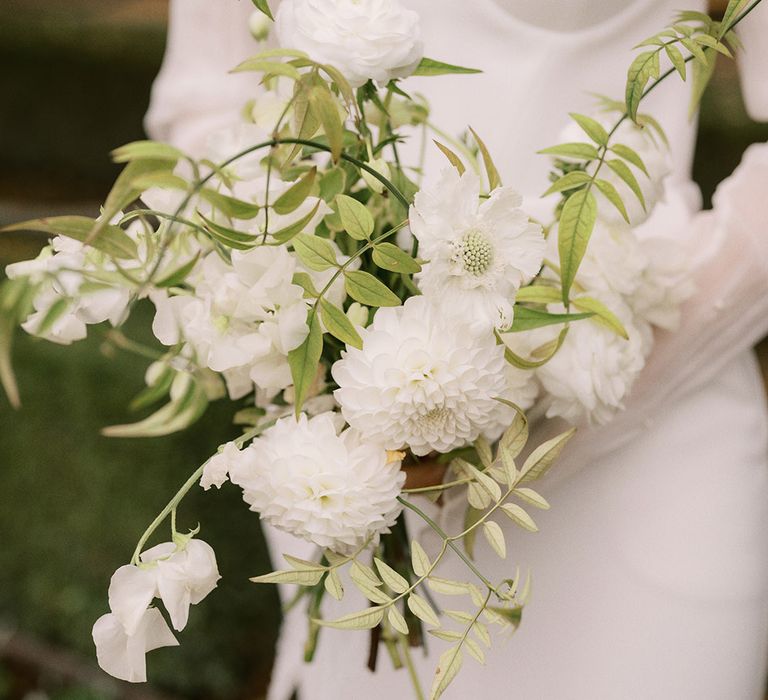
[404,0,703,195]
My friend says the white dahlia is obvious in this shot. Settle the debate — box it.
[275,0,423,88]
[332,295,535,456]
[410,168,545,330]
[229,413,404,553]
[530,300,648,426]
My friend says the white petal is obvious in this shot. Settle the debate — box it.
[108,565,158,636]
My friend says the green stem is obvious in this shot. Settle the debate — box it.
[400,633,425,700]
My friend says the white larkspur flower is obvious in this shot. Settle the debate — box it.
[229,412,405,553]
[151,246,309,396]
[530,301,648,426]
[275,0,423,88]
[92,608,177,683]
[141,540,221,632]
[410,168,545,330]
[332,296,535,456]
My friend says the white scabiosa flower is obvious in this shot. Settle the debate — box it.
[410,168,545,330]
[332,295,535,455]
[275,0,423,88]
[92,608,177,683]
[151,246,309,396]
[229,412,405,553]
[530,301,648,426]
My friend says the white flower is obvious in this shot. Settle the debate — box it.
[141,540,221,632]
[151,246,309,395]
[529,301,648,426]
[200,441,242,490]
[410,168,545,330]
[7,236,130,345]
[108,565,159,636]
[275,0,423,88]
[249,10,272,41]
[332,296,536,456]
[92,608,177,683]
[229,413,405,553]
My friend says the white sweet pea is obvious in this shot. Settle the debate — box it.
[275,0,423,88]
[200,441,242,490]
[108,564,159,636]
[92,609,177,683]
[141,540,221,632]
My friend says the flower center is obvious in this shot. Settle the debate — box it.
[418,406,450,432]
[456,230,493,276]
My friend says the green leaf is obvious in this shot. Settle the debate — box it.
[606,159,646,209]
[519,428,576,484]
[273,167,317,215]
[543,170,591,196]
[319,167,347,202]
[324,570,344,600]
[569,112,609,146]
[513,487,550,510]
[664,44,687,80]
[251,568,324,586]
[319,298,362,349]
[231,58,301,81]
[319,606,385,630]
[335,194,374,240]
[319,63,356,108]
[292,271,320,298]
[410,541,431,578]
[538,142,599,160]
[594,178,630,223]
[102,374,208,438]
[374,558,409,594]
[487,605,523,629]
[372,242,421,274]
[693,34,732,58]
[388,606,409,635]
[498,401,528,462]
[1,216,137,260]
[412,57,482,76]
[292,233,339,271]
[557,189,597,304]
[287,311,323,413]
[507,306,592,332]
[680,36,708,63]
[721,0,750,33]
[514,285,562,305]
[271,200,322,244]
[344,270,401,307]
[501,327,569,370]
[430,646,463,700]
[482,521,507,558]
[201,189,261,220]
[199,213,259,250]
[156,253,200,288]
[350,560,383,588]
[469,127,501,191]
[129,172,188,191]
[250,0,274,20]
[309,83,344,162]
[427,577,468,596]
[433,140,466,174]
[500,503,538,532]
[407,593,439,627]
[463,506,484,559]
[689,48,716,118]
[625,50,661,121]
[609,143,650,177]
[572,296,629,339]
[111,140,184,165]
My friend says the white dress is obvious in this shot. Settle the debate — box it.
[146,1,768,697]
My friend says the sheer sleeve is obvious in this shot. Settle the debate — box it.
[144,0,274,154]
[737,0,768,121]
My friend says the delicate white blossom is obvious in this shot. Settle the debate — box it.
[200,441,242,490]
[92,609,177,683]
[275,0,423,88]
[229,412,405,553]
[410,168,545,330]
[141,540,221,632]
[332,296,536,455]
[529,301,648,425]
[151,246,310,396]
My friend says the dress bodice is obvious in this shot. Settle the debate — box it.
[403,0,706,195]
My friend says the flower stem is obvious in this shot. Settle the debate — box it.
[400,633,425,700]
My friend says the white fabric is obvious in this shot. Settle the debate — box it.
[145,1,768,697]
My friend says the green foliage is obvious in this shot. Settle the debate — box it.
[287,310,323,414]
[557,189,597,304]
[412,57,482,77]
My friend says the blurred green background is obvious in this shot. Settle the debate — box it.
[0,1,766,699]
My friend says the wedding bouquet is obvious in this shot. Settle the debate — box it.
[0,0,757,697]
